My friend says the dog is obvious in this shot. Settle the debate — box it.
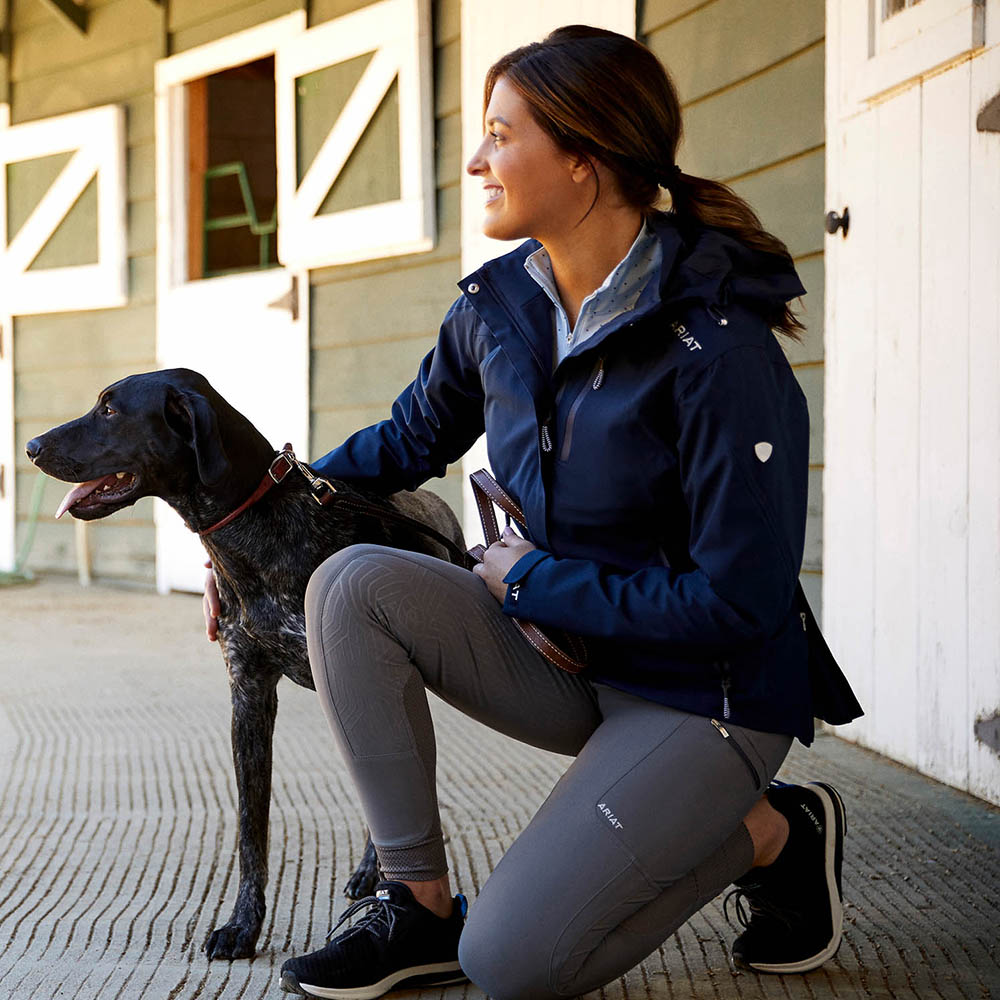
[25,368,466,960]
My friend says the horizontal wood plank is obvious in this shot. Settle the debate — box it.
[728,148,825,259]
[311,257,461,346]
[678,44,824,181]
[312,335,435,410]
[14,305,156,374]
[11,42,159,120]
[646,0,823,104]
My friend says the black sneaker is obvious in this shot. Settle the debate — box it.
[280,881,468,1000]
[725,780,846,973]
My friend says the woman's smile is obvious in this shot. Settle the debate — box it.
[484,183,504,207]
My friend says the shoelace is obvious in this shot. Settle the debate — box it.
[723,883,797,932]
[326,894,409,943]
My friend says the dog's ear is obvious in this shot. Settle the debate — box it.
[164,386,231,486]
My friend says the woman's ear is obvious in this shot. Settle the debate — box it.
[567,153,596,186]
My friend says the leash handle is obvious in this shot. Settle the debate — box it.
[468,469,587,674]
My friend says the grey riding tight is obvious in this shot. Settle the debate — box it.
[305,544,792,1000]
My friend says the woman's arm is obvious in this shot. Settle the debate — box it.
[310,296,486,493]
[498,343,809,647]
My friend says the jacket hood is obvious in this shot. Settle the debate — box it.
[651,212,807,313]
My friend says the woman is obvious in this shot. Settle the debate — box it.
[210,25,861,1000]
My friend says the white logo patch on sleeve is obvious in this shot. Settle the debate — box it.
[754,441,773,462]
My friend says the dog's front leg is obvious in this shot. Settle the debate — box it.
[204,653,279,960]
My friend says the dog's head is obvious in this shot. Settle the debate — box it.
[26,368,233,521]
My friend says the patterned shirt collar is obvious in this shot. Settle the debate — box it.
[523,220,662,369]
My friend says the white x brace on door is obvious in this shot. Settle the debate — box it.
[0,104,127,316]
[274,0,435,269]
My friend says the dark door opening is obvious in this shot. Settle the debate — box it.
[186,56,278,279]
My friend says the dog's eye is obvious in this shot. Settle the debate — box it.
[102,403,117,416]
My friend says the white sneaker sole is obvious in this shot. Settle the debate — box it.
[743,781,846,974]
[288,961,466,1000]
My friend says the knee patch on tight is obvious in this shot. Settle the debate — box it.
[305,543,393,626]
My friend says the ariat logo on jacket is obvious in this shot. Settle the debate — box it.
[597,802,624,829]
[670,320,702,352]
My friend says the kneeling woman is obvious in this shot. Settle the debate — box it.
[277,25,861,1000]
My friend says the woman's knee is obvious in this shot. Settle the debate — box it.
[304,543,394,627]
[459,906,565,1000]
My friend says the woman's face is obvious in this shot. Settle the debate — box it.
[466,75,588,243]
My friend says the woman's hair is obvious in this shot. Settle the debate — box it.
[485,25,804,340]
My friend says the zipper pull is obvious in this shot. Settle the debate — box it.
[593,358,605,390]
[711,718,730,738]
[800,611,808,632]
[541,424,553,452]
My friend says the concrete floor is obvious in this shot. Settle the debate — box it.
[1,575,998,1000]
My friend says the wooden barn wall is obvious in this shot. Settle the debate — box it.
[8,0,461,584]
[9,0,165,584]
[642,0,827,617]
[305,0,463,516]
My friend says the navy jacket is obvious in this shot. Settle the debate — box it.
[313,212,862,745]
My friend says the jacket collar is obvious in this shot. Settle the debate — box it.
[457,212,806,383]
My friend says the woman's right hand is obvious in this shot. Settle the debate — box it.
[203,560,220,642]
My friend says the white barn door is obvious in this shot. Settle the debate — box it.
[824,0,1000,803]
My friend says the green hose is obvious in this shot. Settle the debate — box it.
[0,470,46,586]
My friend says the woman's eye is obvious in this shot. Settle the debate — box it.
[489,131,502,144]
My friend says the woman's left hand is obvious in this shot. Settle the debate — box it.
[473,526,536,604]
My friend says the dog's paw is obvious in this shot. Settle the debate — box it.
[203,921,259,960]
[343,865,378,900]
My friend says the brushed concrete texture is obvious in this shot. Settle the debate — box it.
[1,575,998,999]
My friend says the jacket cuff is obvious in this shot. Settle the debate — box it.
[502,548,549,584]
[501,549,550,616]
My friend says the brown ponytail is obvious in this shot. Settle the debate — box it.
[486,25,805,341]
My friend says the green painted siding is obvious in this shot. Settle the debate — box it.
[643,0,827,616]
[307,0,464,516]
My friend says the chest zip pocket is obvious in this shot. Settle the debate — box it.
[559,357,605,461]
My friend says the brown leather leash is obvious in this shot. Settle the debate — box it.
[468,469,588,674]
[201,445,472,569]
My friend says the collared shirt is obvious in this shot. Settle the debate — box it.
[523,220,662,369]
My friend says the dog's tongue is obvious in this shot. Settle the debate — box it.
[55,474,118,519]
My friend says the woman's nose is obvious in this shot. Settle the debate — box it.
[466,136,488,175]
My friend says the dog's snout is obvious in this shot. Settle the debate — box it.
[25,437,43,463]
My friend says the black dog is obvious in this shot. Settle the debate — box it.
[25,368,466,960]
